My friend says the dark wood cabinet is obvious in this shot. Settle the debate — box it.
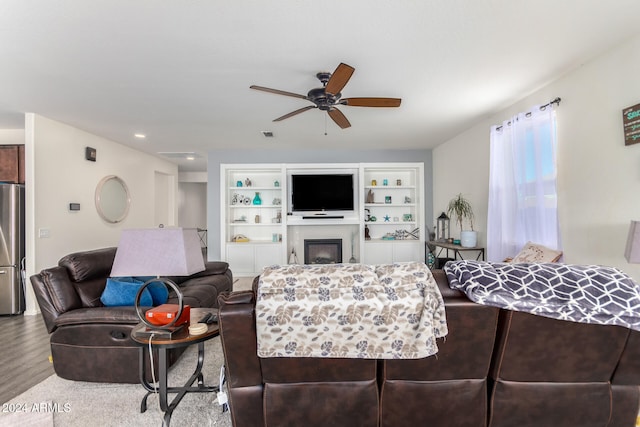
[0,145,25,184]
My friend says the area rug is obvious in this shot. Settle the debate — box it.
[0,337,232,427]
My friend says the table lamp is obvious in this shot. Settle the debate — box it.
[625,220,640,263]
[110,227,205,336]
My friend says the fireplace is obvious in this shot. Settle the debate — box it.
[304,239,342,264]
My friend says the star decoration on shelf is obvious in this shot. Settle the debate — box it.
[384,215,390,222]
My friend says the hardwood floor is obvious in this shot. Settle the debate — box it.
[0,313,54,404]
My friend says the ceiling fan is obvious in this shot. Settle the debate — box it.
[250,62,401,129]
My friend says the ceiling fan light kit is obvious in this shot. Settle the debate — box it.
[250,62,401,129]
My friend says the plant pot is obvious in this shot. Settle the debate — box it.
[460,230,477,248]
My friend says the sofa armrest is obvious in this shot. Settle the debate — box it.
[218,290,265,426]
[218,291,263,387]
[53,306,142,329]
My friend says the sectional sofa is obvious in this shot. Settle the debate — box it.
[218,269,640,427]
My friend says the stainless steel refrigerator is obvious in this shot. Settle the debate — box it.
[0,183,25,314]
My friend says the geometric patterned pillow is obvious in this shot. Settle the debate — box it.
[511,241,562,263]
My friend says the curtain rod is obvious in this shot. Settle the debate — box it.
[495,97,561,131]
[540,97,561,110]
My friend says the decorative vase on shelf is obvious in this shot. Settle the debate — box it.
[252,192,262,205]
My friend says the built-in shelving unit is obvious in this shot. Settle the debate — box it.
[221,162,425,275]
[360,164,424,264]
[221,165,287,275]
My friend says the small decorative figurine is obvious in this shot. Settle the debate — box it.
[383,179,388,186]
[244,178,251,187]
[366,189,375,203]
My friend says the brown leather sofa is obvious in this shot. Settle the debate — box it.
[218,270,640,427]
[30,247,233,383]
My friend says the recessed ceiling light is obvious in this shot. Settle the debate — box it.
[185,156,195,161]
[134,133,146,139]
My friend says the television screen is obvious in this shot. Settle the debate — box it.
[291,174,354,212]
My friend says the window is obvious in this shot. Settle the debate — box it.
[487,105,560,262]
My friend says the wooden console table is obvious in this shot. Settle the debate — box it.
[426,241,485,266]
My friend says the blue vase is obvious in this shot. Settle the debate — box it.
[253,192,262,205]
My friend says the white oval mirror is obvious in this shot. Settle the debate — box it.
[95,175,130,223]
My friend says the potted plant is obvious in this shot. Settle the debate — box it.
[447,193,477,247]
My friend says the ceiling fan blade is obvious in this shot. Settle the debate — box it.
[341,97,402,107]
[250,85,308,100]
[328,107,351,129]
[325,63,355,95]
[273,105,317,122]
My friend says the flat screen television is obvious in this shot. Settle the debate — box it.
[290,174,354,213]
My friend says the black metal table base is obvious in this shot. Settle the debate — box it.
[139,341,218,426]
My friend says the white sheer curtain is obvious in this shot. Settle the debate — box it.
[487,105,560,261]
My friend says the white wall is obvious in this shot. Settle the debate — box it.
[24,114,179,314]
[179,182,207,229]
[433,33,640,280]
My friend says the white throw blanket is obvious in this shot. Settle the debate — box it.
[255,262,448,359]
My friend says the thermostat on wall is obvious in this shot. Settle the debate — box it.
[85,146,97,162]
[69,203,80,211]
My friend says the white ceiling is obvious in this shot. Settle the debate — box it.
[1,1,640,172]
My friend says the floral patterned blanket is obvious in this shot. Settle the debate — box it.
[255,262,448,359]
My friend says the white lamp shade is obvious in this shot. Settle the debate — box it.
[625,220,640,263]
[110,227,205,277]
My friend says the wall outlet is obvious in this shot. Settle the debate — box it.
[38,228,50,238]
